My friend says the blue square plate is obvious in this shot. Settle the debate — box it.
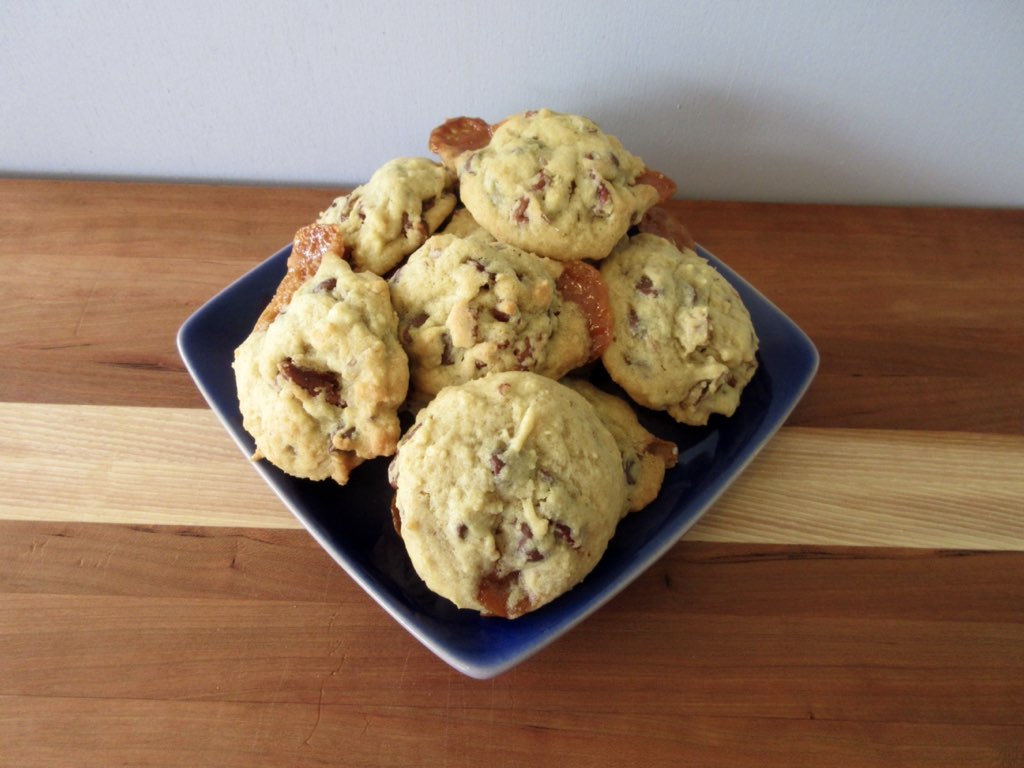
[177,242,818,678]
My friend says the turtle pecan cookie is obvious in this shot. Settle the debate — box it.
[388,233,611,398]
[233,251,409,484]
[317,157,457,275]
[430,109,674,261]
[600,233,759,426]
[561,378,678,513]
[388,371,628,618]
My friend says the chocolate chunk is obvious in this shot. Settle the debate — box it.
[635,274,658,296]
[553,523,578,548]
[278,358,345,407]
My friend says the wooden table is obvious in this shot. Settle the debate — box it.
[2,179,1022,766]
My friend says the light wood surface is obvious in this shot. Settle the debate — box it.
[3,402,1022,550]
[1,178,1022,766]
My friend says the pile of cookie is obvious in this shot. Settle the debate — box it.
[234,109,759,619]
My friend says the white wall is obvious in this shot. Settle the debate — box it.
[2,0,1022,206]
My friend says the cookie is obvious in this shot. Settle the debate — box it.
[317,157,457,275]
[388,371,628,618]
[600,233,759,426]
[388,233,611,398]
[431,109,674,261]
[233,251,409,484]
[438,206,494,241]
[561,378,678,513]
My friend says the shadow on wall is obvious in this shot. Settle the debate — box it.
[586,82,965,206]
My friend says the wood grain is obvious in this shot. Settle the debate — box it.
[2,179,1023,766]
[675,201,1024,435]
[2,402,1022,549]
[0,179,340,410]
[3,180,1023,433]
[1,522,1022,767]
